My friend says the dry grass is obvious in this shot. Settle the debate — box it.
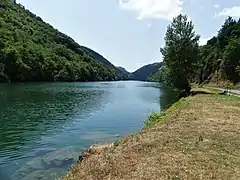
[205,82,237,90]
[64,94,240,180]
[191,86,222,94]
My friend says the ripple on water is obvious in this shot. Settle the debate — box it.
[0,82,178,180]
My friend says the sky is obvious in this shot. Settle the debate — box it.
[17,0,240,72]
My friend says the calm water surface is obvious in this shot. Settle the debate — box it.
[0,81,178,180]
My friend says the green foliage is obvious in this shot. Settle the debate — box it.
[160,14,200,92]
[148,65,171,86]
[0,0,124,82]
[130,62,163,81]
[144,98,187,129]
[82,46,128,80]
[114,138,124,147]
[152,15,240,88]
[197,17,240,85]
[148,69,162,82]
[144,113,162,129]
[223,37,240,83]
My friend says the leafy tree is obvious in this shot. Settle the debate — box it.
[223,37,240,83]
[150,16,240,86]
[160,14,200,92]
[197,17,240,85]
[218,17,240,50]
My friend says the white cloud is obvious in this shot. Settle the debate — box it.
[199,36,211,46]
[218,6,240,17]
[119,0,183,20]
[213,4,220,9]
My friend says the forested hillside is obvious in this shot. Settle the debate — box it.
[117,67,130,76]
[81,46,128,79]
[151,16,240,90]
[148,63,164,82]
[129,62,163,81]
[198,17,240,85]
[0,0,125,82]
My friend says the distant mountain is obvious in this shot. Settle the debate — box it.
[130,62,163,81]
[117,67,130,76]
[81,47,127,79]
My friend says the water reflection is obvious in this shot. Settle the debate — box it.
[159,85,179,110]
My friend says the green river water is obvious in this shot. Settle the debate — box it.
[0,81,178,180]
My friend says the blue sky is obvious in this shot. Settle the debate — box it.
[18,0,240,72]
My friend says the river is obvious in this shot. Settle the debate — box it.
[0,81,178,180]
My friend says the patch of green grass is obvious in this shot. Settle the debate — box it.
[212,94,240,104]
[114,132,139,147]
[130,132,138,137]
[114,138,124,147]
[144,113,163,129]
[143,98,187,129]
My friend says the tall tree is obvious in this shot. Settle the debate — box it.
[223,37,240,83]
[160,14,200,92]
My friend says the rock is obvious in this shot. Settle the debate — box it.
[13,148,77,180]
[77,147,92,163]
[34,148,57,157]
[26,157,46,170]
[219,90,227,95]
[237,82,240,89]
[13,157,46,180]
[42,147,78,169]
[77,143,114,163]
[21,168,64,180]
[78,155,84,163]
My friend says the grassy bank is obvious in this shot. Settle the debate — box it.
[64,93,240,180]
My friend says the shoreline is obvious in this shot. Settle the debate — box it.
[63,91,240,180]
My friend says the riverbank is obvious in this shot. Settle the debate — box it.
[64,93,240,180]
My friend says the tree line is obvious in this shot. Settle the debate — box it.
[0,0,124,82]
[150,15,240,92]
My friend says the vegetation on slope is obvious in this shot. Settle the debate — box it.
[129,62,163,81]
[198,17,240,85]
[151,16,240,91]
[81,46,128,79]
[64,93,240,180]
[0,0,125,82]
[117,66,130,76]
[148,62,165,82]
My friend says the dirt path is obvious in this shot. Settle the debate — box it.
[64,94,240,180]
[217,88,240,95]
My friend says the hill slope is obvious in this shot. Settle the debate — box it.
[130,62,163,81]
[117,66,130,76]
[197,17,240,85]
[81,46,128,79]
[0,0,125,82]
[148,62,166,82]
